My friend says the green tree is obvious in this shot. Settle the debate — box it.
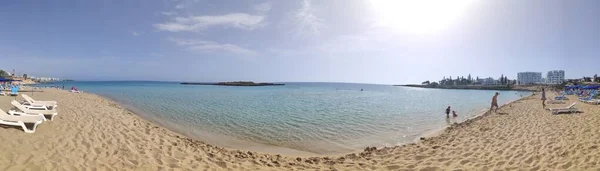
[0,70,8,77]
[23,74,28,79]
[422,80,430,85]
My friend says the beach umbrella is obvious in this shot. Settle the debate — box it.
[566,85,579,89]
[582,85,599,89]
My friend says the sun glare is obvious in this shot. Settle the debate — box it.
[369,0,475,34]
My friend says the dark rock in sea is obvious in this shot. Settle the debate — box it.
[181,81,284,86]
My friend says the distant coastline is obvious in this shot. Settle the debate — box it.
[396,84,537,91]
[181,81,285,86]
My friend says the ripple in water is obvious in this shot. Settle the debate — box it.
[36,81,528,155]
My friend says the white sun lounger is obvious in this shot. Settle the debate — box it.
[0,109,44,133]
[584,99,600,105]
[21,94,57,110]
[549,102,579,115]
[11,100,58,121]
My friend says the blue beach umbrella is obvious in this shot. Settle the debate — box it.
[581,85,599,89]
[566,85,580,89]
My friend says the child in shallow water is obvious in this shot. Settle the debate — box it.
[452,111,458,117]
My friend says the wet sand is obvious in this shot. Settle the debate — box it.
[0,88,599,170]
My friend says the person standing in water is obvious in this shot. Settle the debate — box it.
[541,88,547,108]
[490,92,500,113]
[445,106,451,118]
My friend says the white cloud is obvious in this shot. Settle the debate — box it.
[173,0,199,9]
[161,11,177,16]
[154,13,266,32]
[132,32,141,36]
[169,38,258,56]
[293,0,326,35]
[253,2,272,13]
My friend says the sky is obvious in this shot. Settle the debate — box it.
[0,0,598,84]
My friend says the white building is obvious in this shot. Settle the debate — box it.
[34,77,60,82]
[546,70,565,84]
[483,77,497,85]
[517,72,542,85]
[475,78,485,85]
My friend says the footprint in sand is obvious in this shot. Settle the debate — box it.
[385,165,400,170]
[561,162,572,169]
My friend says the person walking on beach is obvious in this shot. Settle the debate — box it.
[490,92,499,113]
[541,88,547,108]
[445,106,451,118]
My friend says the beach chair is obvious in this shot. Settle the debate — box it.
[21,94,57,110]
[11,100,58,121]
[549,103,579,115]
[579,93,596,101]
[554,94,568,100]
[0,109,44,133]
[583,99,600,105]
[10,87,18,96]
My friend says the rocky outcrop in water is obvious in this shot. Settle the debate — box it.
[181,81,285,86]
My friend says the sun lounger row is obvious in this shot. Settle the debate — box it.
[577,91,599,105]
[581,99,600,105]
[0,95,58,133]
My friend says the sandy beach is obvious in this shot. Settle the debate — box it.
[1,88,599,170]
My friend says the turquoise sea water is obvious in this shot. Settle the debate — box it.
[36,82,528,155]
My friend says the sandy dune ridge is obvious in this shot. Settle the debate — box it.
[0,88,599,170]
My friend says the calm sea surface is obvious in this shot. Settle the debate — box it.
[35,81,528,155]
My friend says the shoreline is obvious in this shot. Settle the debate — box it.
[78,88,529,157]
[414,95,528,142]
[2,87,599,169]
[397,84,539,91]
[104,95,322,157]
